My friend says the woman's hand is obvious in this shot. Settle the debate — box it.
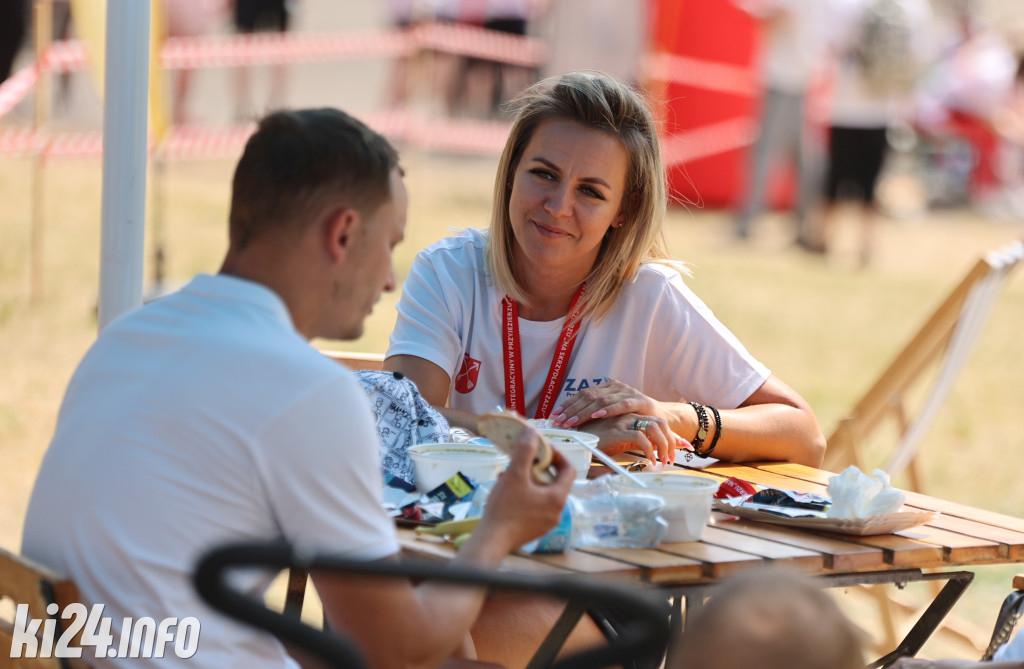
[581,413,686,467]
[550,380,662,428]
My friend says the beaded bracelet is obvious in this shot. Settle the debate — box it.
[701,405,723,458]
[688,401,709,453]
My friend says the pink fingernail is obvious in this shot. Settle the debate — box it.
[591,409,607,418]
[565,416,579,427]
[552,406,564,415]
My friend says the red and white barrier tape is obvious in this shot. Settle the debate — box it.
[161,30,412,70]
[0,63,40,120]
[645,52,757,98]
[35,22,544,74]
[661,116,757,168]
[0,112,756,167]
[0,110,515,161]
[410,22,546,68]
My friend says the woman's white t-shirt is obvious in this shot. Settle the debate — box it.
[388,229,770,417]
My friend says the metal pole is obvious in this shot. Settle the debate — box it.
[151,154,166,290]
[30,0,53,303]
[97,0,150,331]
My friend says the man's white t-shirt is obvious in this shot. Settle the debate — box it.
[387,229,770,417]
[22,274,399,669]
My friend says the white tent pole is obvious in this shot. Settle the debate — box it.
[97,0,150,331]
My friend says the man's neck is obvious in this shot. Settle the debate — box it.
[219,249,318,340]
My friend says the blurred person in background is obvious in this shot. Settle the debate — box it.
[916,1,1017,211]
[989,56,1024,217]
[671,567,865,669]
[384,0,416,110]
[164,0,225,125]
[420,0,468,117]
[232,0,295,120]
[0,0,28,83]
[808,0,935,266]
[733,0,840,247]
[463,0,536,118]
[538,0,646,86]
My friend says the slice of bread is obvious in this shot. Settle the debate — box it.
[477,412,555,484]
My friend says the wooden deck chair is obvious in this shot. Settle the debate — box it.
[823,239,1024,491]
[281,350,387,619]
[821,240,1024,655]
[0,547,91,668]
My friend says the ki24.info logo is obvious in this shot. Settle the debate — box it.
[9,603,200,660]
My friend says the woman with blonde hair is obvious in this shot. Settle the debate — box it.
[385,70,825,468]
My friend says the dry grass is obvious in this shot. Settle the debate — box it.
[1,150,1023,659]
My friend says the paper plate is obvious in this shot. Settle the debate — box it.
[713,499,937,536]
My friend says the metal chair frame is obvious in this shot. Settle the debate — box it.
[195,541,672,669]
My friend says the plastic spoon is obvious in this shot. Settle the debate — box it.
[567,433,649,488]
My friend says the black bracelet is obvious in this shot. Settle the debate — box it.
[700,405,722,458]
[688,401,709,452]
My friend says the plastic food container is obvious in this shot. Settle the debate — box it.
[611,472,719,542]
[538,429,598,480]
[408,443,509,492]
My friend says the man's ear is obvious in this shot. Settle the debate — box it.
[325,207,359,263]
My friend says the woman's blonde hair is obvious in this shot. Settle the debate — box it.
[486,70,680,324]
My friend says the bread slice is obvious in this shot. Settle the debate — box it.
[477,412,555,484]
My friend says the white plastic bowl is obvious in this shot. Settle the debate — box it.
[611,472,719,542]
[538,429,598,480]
[408,443,509,492]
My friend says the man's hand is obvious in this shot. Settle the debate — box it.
[468,426,574,557]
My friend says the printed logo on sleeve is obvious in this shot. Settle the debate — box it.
[9,603,200,660]
[455,353,481,394]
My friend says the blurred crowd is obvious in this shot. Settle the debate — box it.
[734,0,1024,263]
[0,0,300,123]
[3,0,1024,246]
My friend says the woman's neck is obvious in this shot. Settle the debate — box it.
[514,265,588,322]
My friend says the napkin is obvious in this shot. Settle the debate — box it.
[826,466,905,519]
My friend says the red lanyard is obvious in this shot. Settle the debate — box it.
[502,283,586,419]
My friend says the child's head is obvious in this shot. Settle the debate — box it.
[674,567,865,669]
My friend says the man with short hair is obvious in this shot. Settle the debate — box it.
[22,107,574,669]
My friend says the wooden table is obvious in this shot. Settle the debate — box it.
[398,460,1024,667]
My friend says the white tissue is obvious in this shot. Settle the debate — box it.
[826,466,905,519]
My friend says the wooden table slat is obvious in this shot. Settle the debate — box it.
[924,515,1024,558]
[528,549,643,578]
[711,514,886,571]
[816,532,946,568]
[654,541,765,579]
[698,526,825,571]
[892,524,1002,563]
[577,546,704,584]
[398,530,574,574]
